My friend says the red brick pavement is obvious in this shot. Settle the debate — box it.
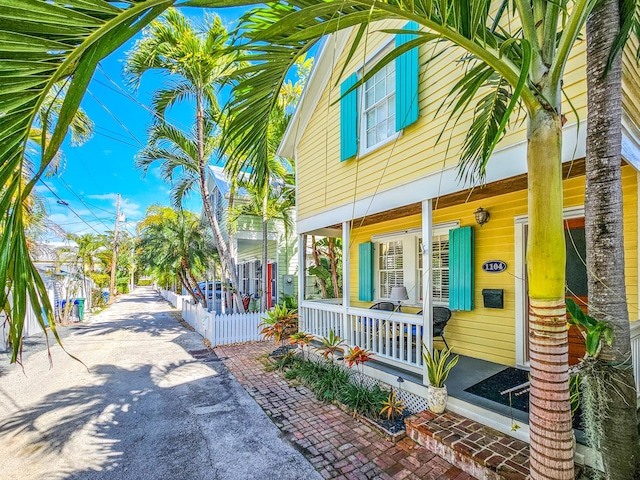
[215,342,475,480]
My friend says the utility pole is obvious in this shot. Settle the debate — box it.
[109,193,121,300]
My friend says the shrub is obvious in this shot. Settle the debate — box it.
[340,381,389,419]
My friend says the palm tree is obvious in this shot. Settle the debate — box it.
[220,2,613,478]
[222,55,310,311]
[0,0,178,362]
[583,0,640,476]
[124,8,245,311]
[138,205,214,306]
[230,157,295,310]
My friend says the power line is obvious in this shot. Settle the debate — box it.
[86,88,145,147]
[30,173,102,235]
[53,177,114,231]
[95,65,195,133]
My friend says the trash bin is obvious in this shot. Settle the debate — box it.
[102,291,109,304]
[75,298,85,320]
[72,303,79,320]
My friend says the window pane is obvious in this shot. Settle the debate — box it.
[362,60,396,149]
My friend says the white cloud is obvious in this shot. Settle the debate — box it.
[87,193,119,201]
[35,184,56,194]
[121,200,142,219]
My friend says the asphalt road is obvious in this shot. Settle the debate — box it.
[0,287,321,480]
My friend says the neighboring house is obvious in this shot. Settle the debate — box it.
[278,21,640,442]
[204,166,298,308]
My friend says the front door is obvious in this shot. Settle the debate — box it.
[564,217,588,365]
[518,213,588,366]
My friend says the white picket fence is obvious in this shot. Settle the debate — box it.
[159,289,190,311]
[159,289,265,346]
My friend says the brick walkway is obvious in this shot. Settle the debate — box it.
[215,342,474,480]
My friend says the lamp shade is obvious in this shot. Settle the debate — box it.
[390,286,409,302]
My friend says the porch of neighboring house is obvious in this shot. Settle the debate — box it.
[296,160,640,452]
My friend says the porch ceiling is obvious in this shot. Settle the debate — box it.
[326,158,592,229]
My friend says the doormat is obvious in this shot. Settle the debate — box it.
[464,367,530,412]
[465,368,584,430]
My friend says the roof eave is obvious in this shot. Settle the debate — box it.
[277,28,353,159]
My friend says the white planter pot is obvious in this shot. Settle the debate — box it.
[427,385,448,414]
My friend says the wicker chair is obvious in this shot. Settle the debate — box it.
[415,306,452,349]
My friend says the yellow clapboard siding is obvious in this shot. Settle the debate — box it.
[346,166,639,365]
[297,22,595,221]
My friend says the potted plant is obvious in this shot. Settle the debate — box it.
[422,344,459,414]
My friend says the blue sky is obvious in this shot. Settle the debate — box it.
[37,6,253,240]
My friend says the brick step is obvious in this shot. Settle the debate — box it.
[405,410,530,480]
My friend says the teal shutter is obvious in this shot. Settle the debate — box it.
[449,227,474,311]
[358,242,374,301]
[340,73,359,161]
[395,21,420,131]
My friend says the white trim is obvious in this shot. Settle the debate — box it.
[514,221,527,367]
[514,205,586,367]
[623,111,640,171]
[358,41,400,157]
[297,122,586,234]
[278,30,353,159]
[421,200,433,385]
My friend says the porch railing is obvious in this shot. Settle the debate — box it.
[300,301,425,374]
[300,302,343,339]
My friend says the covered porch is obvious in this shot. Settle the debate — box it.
[295,161,640,444]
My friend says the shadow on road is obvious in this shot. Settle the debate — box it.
[0,360,227,479]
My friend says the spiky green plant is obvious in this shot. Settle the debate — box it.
[422,345,459,388]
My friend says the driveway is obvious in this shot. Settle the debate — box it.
[0,287,321,480]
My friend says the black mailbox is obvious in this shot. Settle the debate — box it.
[482,289,504,309]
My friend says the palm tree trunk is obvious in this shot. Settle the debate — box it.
[327,237,340,298]
[262,188,269,311]
[310,235,328,298]
[586,1,639,476]
[183,258,206,308]
[195,93,244,313]
[526,107,574,480]
[177,270,196,303]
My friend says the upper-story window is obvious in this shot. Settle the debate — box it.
[363,62,396,150]
[339,22,420,162]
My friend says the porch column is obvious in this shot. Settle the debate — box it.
[342,221,351,345]
[297,234,306,330]
[422,199,434,386]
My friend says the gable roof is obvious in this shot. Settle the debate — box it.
[208,165,249,198]
[277,28,352,159]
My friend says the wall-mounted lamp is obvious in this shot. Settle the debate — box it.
[474,207,490,227]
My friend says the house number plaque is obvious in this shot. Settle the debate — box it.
[482,260,507,273]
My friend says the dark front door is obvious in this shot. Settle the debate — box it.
[564,217,588,365]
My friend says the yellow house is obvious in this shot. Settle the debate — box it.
[278,21,640,442]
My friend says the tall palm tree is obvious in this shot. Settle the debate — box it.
[222,55,310,311]
[583,0,640,477]
[220,2,614,478]
[0,0,182,362]
[124,8,245,311]
[230,157,295,310]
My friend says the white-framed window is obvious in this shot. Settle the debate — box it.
[378,240,404,298]
[363,62,396,150]
[431,233,450,305]
[375,224,455,306]
[359,44,400,155]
